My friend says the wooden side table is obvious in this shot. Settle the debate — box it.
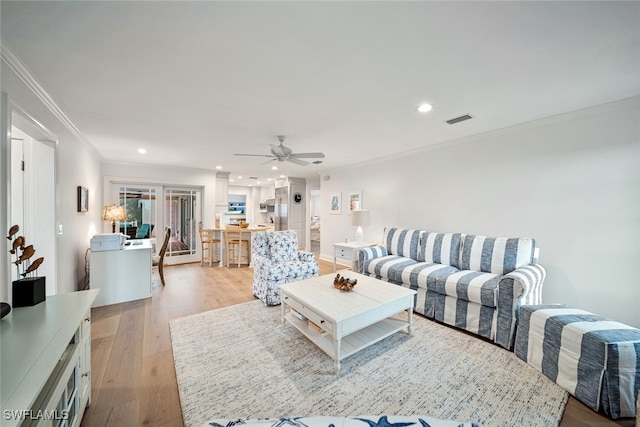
[332,241,376,272]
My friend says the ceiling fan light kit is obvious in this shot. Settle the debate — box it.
[235,136,325,166]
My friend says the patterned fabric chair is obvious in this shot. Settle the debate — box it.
[252,230,319,305]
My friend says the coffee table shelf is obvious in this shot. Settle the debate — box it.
[285,312,409,361]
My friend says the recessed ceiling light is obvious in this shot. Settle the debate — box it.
[138,148,147,154]
[417,103,433,113]
[280,175,285,178]
[237,176,243,179]
[229,179,234,183]
[272,166,278,170]
[216,166,222,170]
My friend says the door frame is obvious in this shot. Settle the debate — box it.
[2,95,59,301]
[105,179,203,265]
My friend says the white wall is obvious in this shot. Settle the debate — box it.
[320,97,640,328]
[2,63,104,298]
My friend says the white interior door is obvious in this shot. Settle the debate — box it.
[10,130,57,294]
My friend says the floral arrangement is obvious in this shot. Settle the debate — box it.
[7,224,44,279]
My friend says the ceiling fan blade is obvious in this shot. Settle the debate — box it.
[234,153,274,157]
[289,152,325,159]
[260,158,278,165]
[287,157,309,166]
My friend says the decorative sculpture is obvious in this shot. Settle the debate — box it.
[333,273,357,291]
[7,224,46,307]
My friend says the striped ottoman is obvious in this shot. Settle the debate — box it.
[515,305,640,419]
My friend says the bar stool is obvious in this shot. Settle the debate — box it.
[224,227,250,267]
[199,222,220,266]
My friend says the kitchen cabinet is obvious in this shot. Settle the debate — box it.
[259,184,275,202]
[215,172,230,208]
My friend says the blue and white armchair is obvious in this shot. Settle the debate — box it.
[252,230,319,305]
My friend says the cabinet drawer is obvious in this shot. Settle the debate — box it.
[336,248,352,258]
[284,296,333,333]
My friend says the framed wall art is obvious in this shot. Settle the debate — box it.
[77,186,89,212]
[348,191,362,214]
[329,192,342,215]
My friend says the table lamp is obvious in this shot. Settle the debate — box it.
[351,209,370,245]
[102,205,126,233]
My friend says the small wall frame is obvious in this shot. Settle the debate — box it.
[348,191,363,214]
[77,186,89,212]
[329,192,342,215]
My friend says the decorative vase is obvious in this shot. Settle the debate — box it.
[0,302,10,319]
[12,277,46,307]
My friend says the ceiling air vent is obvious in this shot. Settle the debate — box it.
[446,114,473,125]
[312,161,323,165]
[249,176,258,180]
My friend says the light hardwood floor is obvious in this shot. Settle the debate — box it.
[82,260,635,427]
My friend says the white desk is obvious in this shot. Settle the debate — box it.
[90,239,152,307]
[333,241,375,272]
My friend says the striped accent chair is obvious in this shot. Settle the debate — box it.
[359,228,546,349]
[515,305,640,419]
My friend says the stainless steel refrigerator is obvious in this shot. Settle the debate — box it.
[274,186,288,231]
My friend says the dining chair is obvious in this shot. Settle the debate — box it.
[198,222,220,266]
[224,227,250,267]
[152,227,171,286]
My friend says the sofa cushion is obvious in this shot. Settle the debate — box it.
[397,263,499,307]
[266,260,319,282]
[383,228,421,259]
[267,230,298,262]
[459,235,536,275]
[442,270,501,307]
[363,255,417,281]
[395,262,460,289]
[418,232,462,267]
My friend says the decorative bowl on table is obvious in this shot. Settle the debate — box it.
[238,221,249,228]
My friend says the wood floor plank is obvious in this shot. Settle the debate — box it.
[86,300,145,417]
[139,350,183,426]
[143,290,171,356]
[82,258,636,427]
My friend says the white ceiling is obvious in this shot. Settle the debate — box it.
[2,1,639,186]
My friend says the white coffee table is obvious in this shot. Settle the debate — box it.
[280,273,417,375]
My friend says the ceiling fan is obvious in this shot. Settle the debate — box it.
[234,135,325,166]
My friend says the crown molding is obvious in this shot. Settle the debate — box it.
[1,38,101,158]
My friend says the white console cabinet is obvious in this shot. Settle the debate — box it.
[1,290,98,427]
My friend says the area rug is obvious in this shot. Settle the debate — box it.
[170,301,568,427]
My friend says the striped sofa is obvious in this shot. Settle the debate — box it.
[358,228,546,349]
